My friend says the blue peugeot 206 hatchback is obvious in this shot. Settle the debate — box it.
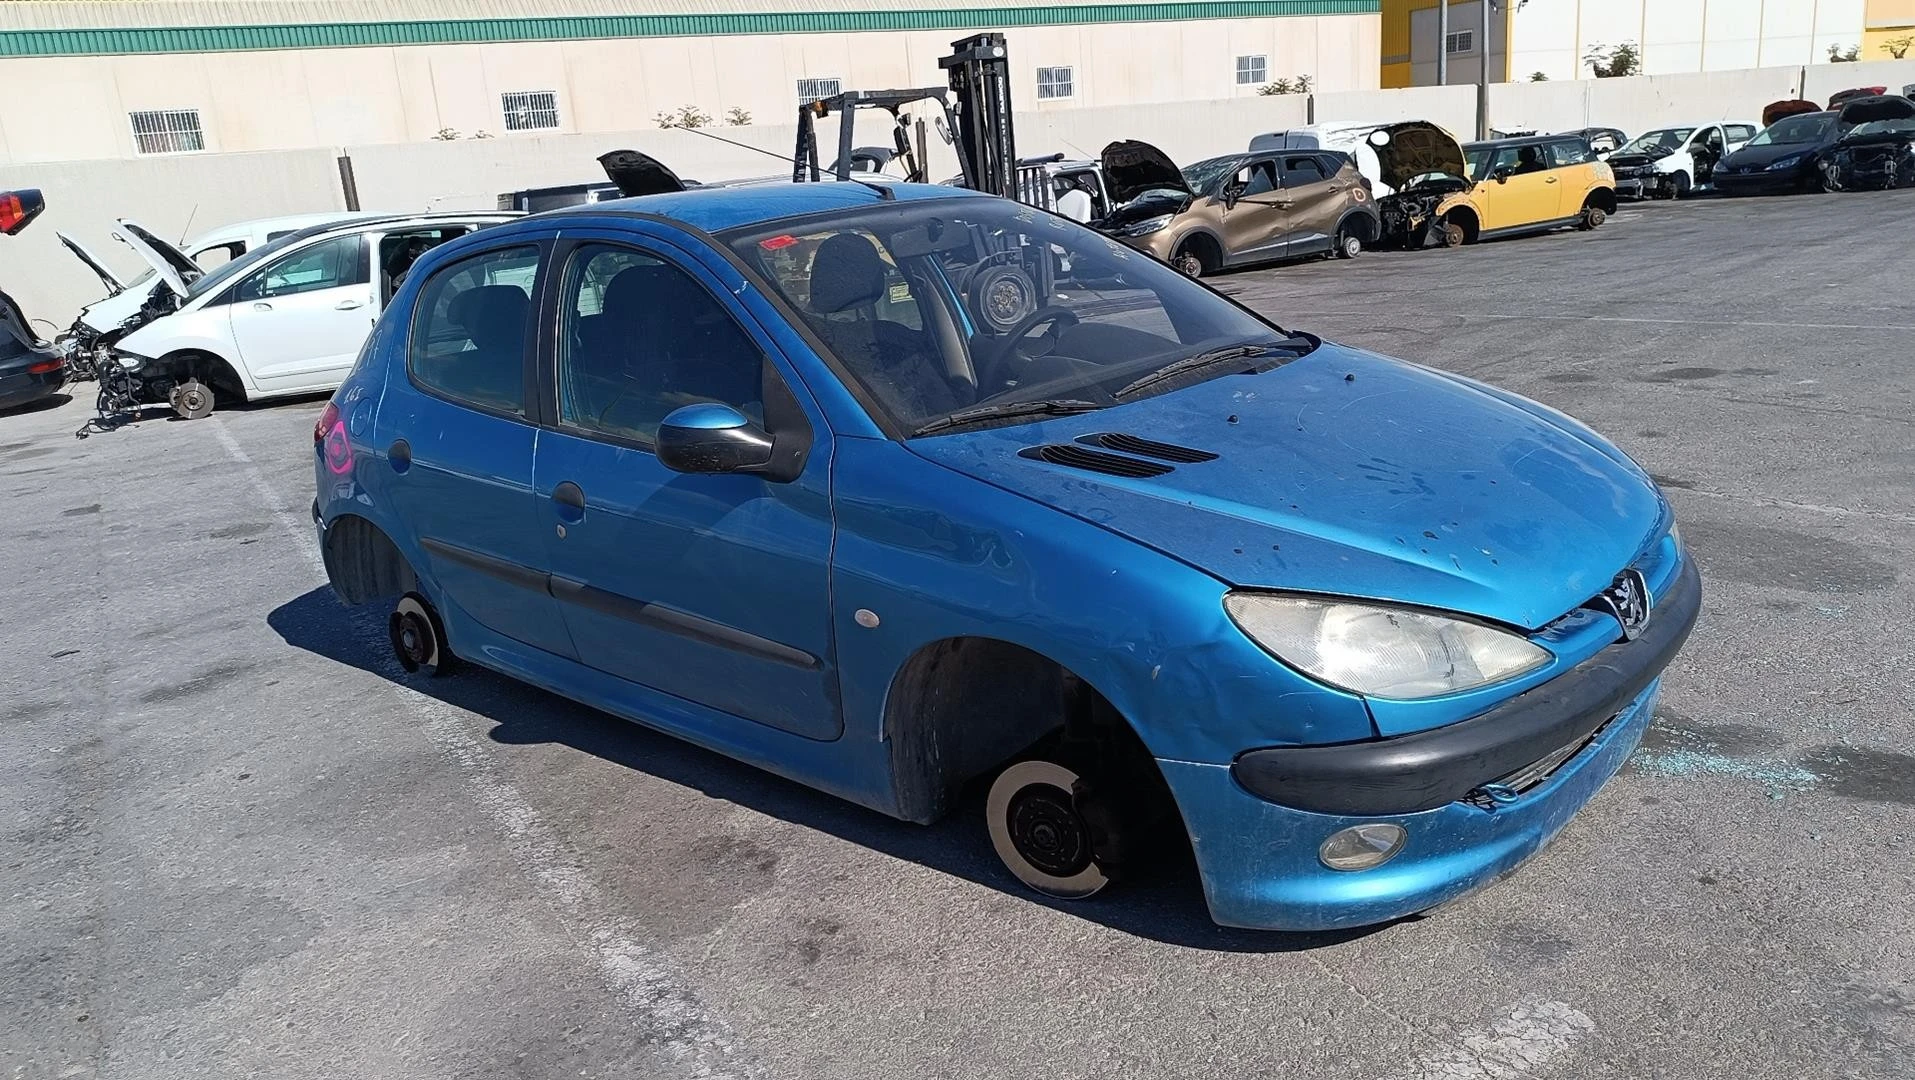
[312,181,1698,931]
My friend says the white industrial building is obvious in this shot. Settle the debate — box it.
[0,0,1383,163]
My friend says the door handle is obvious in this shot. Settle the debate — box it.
[335,299,364,310]
[252,301,272,311]
[1545,177,1559,183]
[553,480,586,525]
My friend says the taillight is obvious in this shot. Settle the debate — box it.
[26,358,63,375]
[314,402,339,447]
[315,401,353,475]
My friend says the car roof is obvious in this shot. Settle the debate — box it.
[544,181,982,234]
[1464,135,1575,149]
[266,210,521,247]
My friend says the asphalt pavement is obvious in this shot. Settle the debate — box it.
[4,187,1913,1080]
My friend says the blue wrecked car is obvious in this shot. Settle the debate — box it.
[312,183,1698,931]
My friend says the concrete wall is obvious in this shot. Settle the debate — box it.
[1509,0,1867,82]
[1801,56,1915,96]
[1490,66,1806,137]
[0,14,1381,165]
[0,149,344,338]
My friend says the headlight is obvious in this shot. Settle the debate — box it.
[1118,214,1172,237]
[1767,155,1802,170]
[1224,594,1550,699]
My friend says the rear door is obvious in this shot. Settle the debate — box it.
[1275,154,1344,254]
[226,232,377,392]
[372,240,576,658]
[1220,159,1289,264]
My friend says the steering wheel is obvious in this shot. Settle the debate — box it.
[984,305,1080,375]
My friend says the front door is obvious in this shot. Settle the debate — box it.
[371,241,577,659]
[1276,154,1345,254]
[1545,138,1598,216]
[228,232,377,393]
[1479,144,1561,230]
[532,232,840,740]
[1220,160,1291,264]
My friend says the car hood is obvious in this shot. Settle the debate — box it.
[115,219,201,300]
[58,232,127,295]
[1722,141,1822,167]
[1834,125,1915,148]
[598,148,689,196]
[908,344,1666,632]
[1101,140,1193,204]
[1369,121,1469,192]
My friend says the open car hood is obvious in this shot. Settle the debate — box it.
[58,231,127,295]
[1369,121,1470,191]
[1100,140,1192,204]
[1836,95,1915,126]
[115,219,201,300]
[598,149,689,197]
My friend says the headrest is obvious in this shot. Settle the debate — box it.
[807,233,886,314]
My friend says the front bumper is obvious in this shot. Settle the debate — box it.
[1714,168,1809,195]
[1613,174,1657,198]
[1163,556,1700,931]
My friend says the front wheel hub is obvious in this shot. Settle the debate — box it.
[986,759,1113,900]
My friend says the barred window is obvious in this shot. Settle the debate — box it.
[130,109,204,155]
[1445,30,1475,54]
[501,90,560,132]
[1235,55,1268,85]
[797,77,842,104]
[1036,66,1074,100]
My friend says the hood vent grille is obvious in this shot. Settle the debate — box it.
[1020,443,1174,478]
[1081,432,1219,464]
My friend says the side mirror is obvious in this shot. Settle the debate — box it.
[1493,169,1511,184]
[656,402,774,475]
[0,189,45,235]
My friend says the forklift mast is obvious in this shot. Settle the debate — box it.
[940,33,1018,198]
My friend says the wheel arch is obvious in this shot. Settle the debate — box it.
[1169,227,1225,271]
[156,347,249,403]
[321,512,419,606]
[1584,186,1618,214]
[1335,207,1380,244]
[880,635,1160,825]
[1442,202,1482,242]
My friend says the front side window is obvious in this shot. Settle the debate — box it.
[408,245,541,416]
[1240,161,1280,197]
[235,234,367,301]
[1547,139,1594,167]
[1236,55,1267,85]
[1036,66,1074,100]
[725,198,1301,436]
[1727,125,1757,142]
[557,245,766,445]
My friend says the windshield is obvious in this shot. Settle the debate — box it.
[184,228,324,298]
[1749,114,1834,145]
[723,197,1302,436]
[1618,128,1695,156]
[1180,156,1244,195]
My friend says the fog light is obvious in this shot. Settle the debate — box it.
[1319,824,1406,871]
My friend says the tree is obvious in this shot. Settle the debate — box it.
[1880,35,1912,60]
[1529,71,1550,82]
[1827,43,1861,62]
[1256,75,1311,96]
[431,127,460,140]
[725,106,752,126]
[1584,42,1641,78]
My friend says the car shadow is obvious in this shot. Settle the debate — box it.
[267,585,1388,953]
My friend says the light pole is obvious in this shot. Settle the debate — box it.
[1477,0,1493,139]
[1438,0,1449,85]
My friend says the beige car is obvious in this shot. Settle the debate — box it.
[1096,140,1382,276]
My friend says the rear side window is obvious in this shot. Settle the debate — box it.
[1547,139,1594,167]
[408,245,541,416]
[1280,155,1327,186]
[1727,125,1757,142]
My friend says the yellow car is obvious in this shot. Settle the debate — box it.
[1438,135,1618,244]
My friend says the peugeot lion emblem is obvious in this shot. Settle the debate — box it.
[1594,568,1653,641]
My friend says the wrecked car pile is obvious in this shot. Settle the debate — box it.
[1820,95,1915,191]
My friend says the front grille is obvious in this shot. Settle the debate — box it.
[1467,716,1613,808]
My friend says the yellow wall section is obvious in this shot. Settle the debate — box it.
[1380,0,1511,84]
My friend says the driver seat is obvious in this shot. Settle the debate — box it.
[803,232,960,420]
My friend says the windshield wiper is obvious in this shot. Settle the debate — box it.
[1114,336,1313,401]
[912,398,1106,437]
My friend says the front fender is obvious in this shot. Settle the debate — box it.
[118,311,255,393]
[828,437,1376,767]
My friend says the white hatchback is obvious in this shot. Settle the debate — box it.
[69,211,518,416]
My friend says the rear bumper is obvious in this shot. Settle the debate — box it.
[0,360,66,410]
